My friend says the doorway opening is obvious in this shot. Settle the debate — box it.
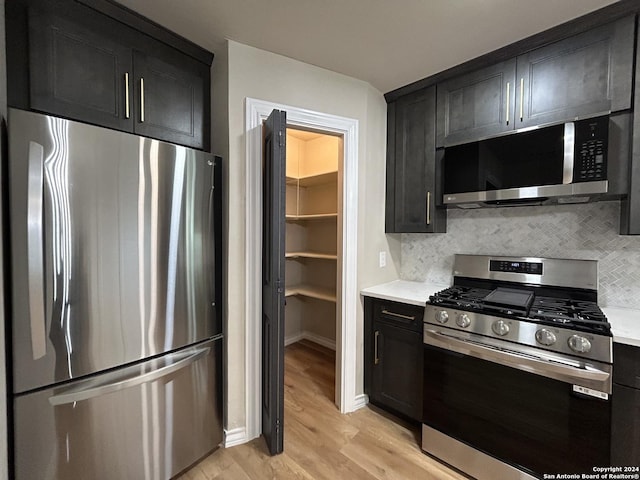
[244,98,360,446]
[284,127,342,408]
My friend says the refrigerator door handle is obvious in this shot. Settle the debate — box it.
[48,346,210,406]
[27,141,47,360]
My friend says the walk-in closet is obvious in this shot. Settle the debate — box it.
[284,127,342,402]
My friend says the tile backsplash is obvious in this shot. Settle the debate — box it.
[401,201,640,309]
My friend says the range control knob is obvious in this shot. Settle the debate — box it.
[535,328,557,346]
[436,310,449,324]
[456,313,471,328]
[492,320,510,336]
[568,335,592,354]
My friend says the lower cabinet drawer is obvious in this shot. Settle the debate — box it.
[373,299,424,333]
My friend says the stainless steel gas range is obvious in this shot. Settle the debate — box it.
[422,254,612,480]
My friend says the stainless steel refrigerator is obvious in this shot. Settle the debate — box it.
[7,108,223,479]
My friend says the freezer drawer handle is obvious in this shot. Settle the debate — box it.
[48,347,210,406]
[27,141,47,360]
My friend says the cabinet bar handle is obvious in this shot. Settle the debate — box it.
[505,82,510,125]
[374,331,380,365]
[124,73,130,119]
[381,310,416,321]
[140,77,145,123]
[426,191,431,225]
[519,77,524,121]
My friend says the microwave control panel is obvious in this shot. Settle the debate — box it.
[574,116,608,182]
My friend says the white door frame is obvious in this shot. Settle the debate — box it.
[244,97,360,441]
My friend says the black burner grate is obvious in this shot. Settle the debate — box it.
[429,286,491,310]
[529,296,609,333]
[428,286,610,335]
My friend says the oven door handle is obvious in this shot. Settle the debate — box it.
[424,329,611,393]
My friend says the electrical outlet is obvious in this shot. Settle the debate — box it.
[379,251,386,268]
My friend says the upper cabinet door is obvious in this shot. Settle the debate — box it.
[388,87,446,233]
[28,8,134,132]
[436,60,516,147]
[133,51,208,150]
[517,15,635,128]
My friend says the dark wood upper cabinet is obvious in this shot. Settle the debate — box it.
[436,60,516,147]
[620,14,640,236]
[386,87,446,233]
[435,15,635,148]
[7,0,213,151]
[28,8,134,133]
[518,15,634,129]
[132,51,207,149]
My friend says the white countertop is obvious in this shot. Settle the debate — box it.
[602,306,640,347]
[360,280,447,306]
[361,280,640,347]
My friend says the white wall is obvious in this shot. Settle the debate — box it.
[224,40,399,432]
[210,40,230,431]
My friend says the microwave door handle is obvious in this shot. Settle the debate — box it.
[27,141,47,360]
[424,329,611,389]
[563,122,575,184]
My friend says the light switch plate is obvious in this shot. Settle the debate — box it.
[379,251,386,268]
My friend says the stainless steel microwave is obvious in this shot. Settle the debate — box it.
[442,115,629,208]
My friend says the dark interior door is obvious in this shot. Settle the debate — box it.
[262,109,286,455]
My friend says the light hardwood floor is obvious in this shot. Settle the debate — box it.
[177,340,466,480]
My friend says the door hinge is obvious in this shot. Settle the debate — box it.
[278,130,285,147]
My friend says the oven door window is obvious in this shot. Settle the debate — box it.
[423,344,610,476]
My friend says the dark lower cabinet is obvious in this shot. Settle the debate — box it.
[612,342,640,465]
[385,86,446,233]
[7,0,212,151]
[364,297,424,421]
[612,383,640,465]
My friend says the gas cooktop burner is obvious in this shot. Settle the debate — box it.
[425,255,611,364]
[429,286,610,335]
[428,285,490,309]
[529,296,609,333]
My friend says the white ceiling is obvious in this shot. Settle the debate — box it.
[116,0,620,94]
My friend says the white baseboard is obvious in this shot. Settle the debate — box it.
[223,427,248,448]
[351,394,369,412]
[284,332,305,346]
[285,331,336,351]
